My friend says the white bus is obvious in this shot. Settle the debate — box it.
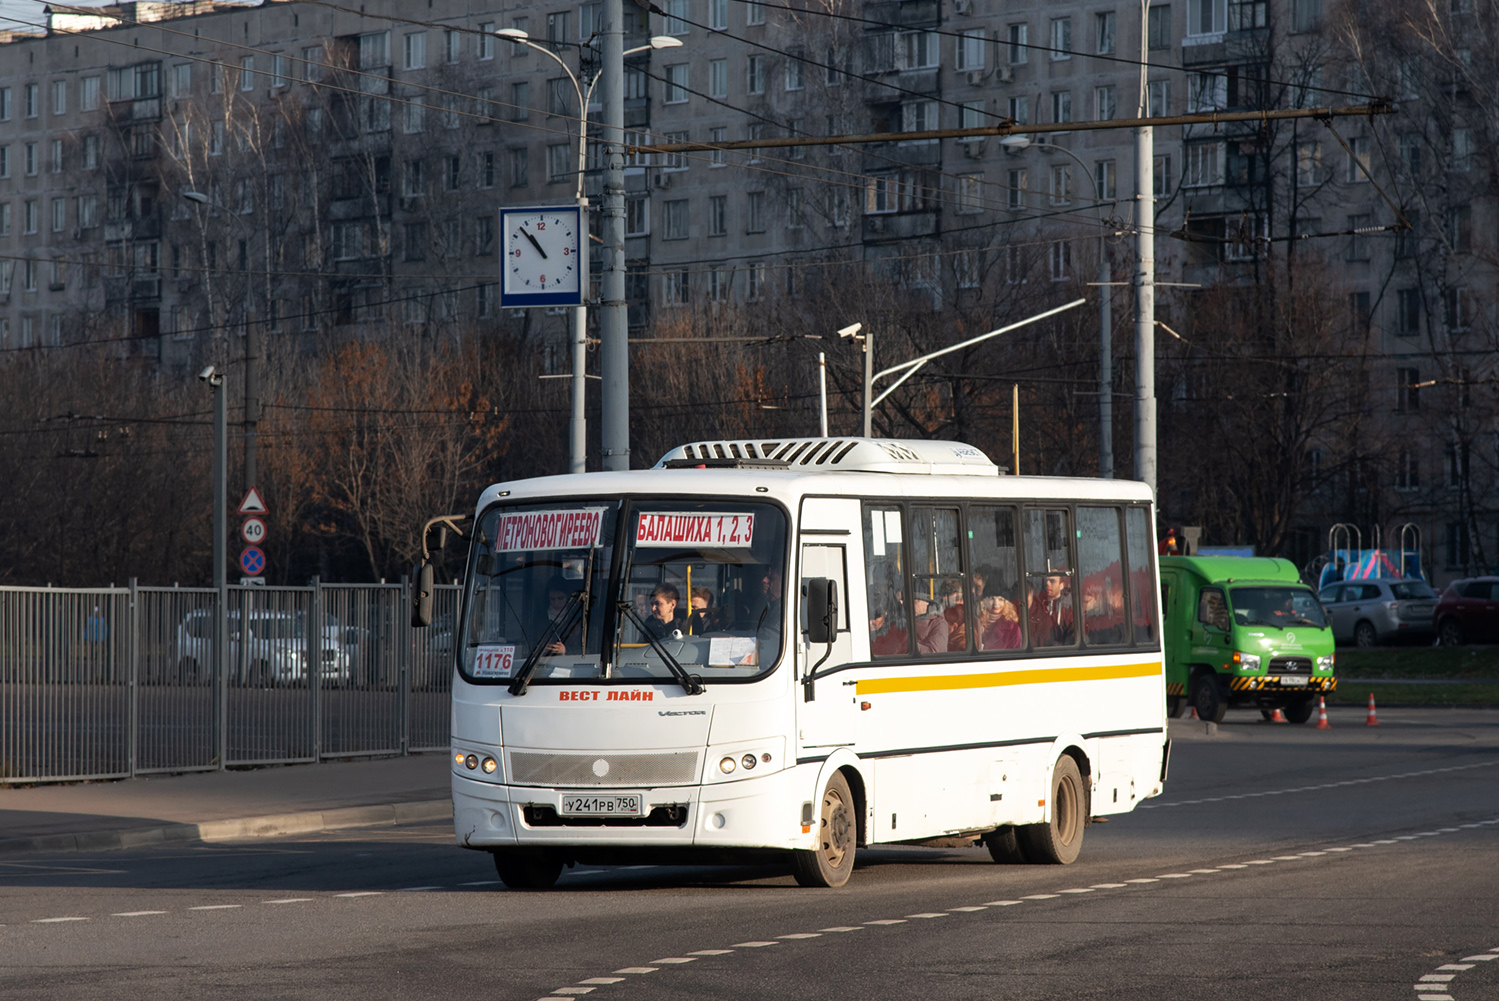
[445,438,1168,888]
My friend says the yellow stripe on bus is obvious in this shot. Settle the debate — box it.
[856,662,1163,696]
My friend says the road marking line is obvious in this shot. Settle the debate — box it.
[1216,865,1249,869]
[1350,843,1378,848]
[819,926,863,931]
[1416,994,1454,1000]
[948,906,988,912]
[112,911,166,917]
[1245,860,1277,865]
[779,933,823,938]
[1325,847,1353,852]
[1158,873,1194,878]
[264,898,312,905]
[550,989,596,995]
[1394,836,1419,841]
[1057,889,1095,894]
[865,920,907,925]
[1091,883,1130,888]
[1436,965,1474,971]
[1419,975,1456,982]
[1462,955,1499,961]
[538,996,575,1000]
[1271,856,1304,860]
[189,905,240,910]
[1188,868,1220,873]
[730,941,780,947]
[1123,879,1159,883]
[614,967,658,974]
[1022,894,1060,899]
[907,912,949,917]
[984,900,1025,905]
[32,916,88,923]
[579,978,625,985]
[336,892,383,898]
[1296,852,1328,857]
[689,949,735,955]
[1372,839,1399,845]
[650,958,697,963]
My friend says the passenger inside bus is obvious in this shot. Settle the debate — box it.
[940,579,967,651]
[869,606,908,655]
[912,594,950,654]
[976,594,1023,650]
[644,583,685,640]
[1028,574,1076,646]
[687,586,722,633]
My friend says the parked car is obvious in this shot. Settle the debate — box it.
[1434,577,1499,646]
[176,609,351,686]
[1317,578,1438,647]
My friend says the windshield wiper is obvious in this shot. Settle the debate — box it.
[618,601,704,695]
[507,590,587,697]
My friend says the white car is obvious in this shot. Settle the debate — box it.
[176,609,351,686]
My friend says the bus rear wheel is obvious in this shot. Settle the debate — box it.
[493,851,563,890]
[985,824,1027,864]
[1017,755,1085,865]
[1191,673,1227,723]
[792,771,856,887]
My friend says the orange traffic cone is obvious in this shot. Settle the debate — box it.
[1189,705,1199,720]
[1315,696,1331,729]
[1365,693,1380,726]
[1270,708,1286,722]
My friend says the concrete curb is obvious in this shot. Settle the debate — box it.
[0,798,453,857]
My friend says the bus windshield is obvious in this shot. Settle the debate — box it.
[460,498,787,686]
[1228,586,1328,629]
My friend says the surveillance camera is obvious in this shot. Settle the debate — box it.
[837,323,863,338]
[198,365,216,381]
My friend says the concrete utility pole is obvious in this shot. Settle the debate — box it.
[599,0,629,471]
[1134,1,1157,495]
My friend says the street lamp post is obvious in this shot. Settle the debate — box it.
[1001,135,1116,478]
[198,364,228,769]
[494,30,681,474]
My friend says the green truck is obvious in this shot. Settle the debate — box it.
[1158,556,1336,723]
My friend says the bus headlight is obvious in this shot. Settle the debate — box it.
[1232,651,1261,671]
[719,756,737,774]
[465,754,478,770]
[481,757,498,774]
[741,754,757,770]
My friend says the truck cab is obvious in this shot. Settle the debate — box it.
[1158,556,1335,723]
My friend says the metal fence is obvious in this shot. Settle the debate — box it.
[0,580,459,784]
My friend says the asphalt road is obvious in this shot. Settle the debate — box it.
[3,708,1498,1001]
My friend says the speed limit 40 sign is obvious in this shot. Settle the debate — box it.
[241,516,267,546]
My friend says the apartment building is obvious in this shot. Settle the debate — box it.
[0,0,1491,576]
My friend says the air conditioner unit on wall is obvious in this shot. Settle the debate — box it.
[967,70,983,85]
[953,0,972,12]
[998,67,1014,83]
[653,172,671,189]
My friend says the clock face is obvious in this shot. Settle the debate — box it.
[500,206,585,307]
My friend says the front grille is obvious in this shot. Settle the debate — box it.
[508,750,701,788]
[522,804,688,828]
[1269,656,1313,674]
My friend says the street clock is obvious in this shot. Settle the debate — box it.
[499,205,586,308]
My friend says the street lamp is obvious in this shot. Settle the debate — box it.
[198,364,228,769]
[1000,135,1117,478]
[181,188,262,500]
[495,29,682,474]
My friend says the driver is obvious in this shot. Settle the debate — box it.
[644,582,685,639]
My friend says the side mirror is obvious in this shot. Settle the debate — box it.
[804,577,839,645]
[411,562,434,627]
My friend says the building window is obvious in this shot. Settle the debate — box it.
[901,31,939,69]
[1349,290,1371,332]
[1154,154,1172,196]
[1346,136,1370,182]
[1050,18,1072,59]
[1453,128,1473,173]
[1096,11,1116,53]
[1445,287,1470,332]
[51,79,66,116]
[709,194,727,236]
[80,77,99,111]
[474,215,494,256]
[957,173,983,214]
[23,142,36,176]
[957,29,986,71]
[661,131,689,170]
[302,47,323,82]
[23,200,35,234]
[1095,160,1116,199]
[1148,5,1171,48]
[625,193,649,236]
[24,83,37,118]
[746,55,765,94]
[1296,142,1324,185]
[664,64,689,104]
[509,148,528,187]
[746,1,765,25]
[1396,294,1421,339]
[50,197,65,233]
[1185,143,1222,187]
[1188,0,1225,35]
[1009,95,1029,124]
[1050,239,1071,280]
[710,0,727,30]
[1096,85,1116,120]
[1049,164,1070,205]
[663,199,689,239]
[709,59,727,98]
[902,99,938,134]
[709,126,727,166]
[1448,205,1472,252]
[708,268,729,302]
[1007,168,1027,209]
[1291,0,1321,32]
[785,53,804,91]
[49,139,62,173]
[1346,214,1371,260]
[746,190,766,232]
[477,22,494,60]
[1008,23,1029,64]
[1400,133,1423,178]
[548,77,575,116]
[1445,521,1470,569]
[172,64,190,97]
[1052,91,1072,126]
[1149,80,1170,117]
[547,144,571,182]
[960,100,986,129]
[511,82,531,122]
[404,99,425,133]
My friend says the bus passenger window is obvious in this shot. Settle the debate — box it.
[864,505,908,657]
[1125,507,1158,644]
[968,505,1024,651]
[910,507,961,656]
[1077,507,1126,646]
[1024,508,1077,648]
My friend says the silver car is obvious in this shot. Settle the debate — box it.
[176,610,351,686]
[1317,578,1438,647]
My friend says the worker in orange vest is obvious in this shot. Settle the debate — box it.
[1159,528,1180,556]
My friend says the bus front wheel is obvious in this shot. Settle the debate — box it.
[792,771,856,887]
[1018,755,1085,865]
[493,851,563,890]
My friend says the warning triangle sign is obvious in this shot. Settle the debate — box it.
[238,487,268,515]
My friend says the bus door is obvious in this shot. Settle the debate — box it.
[795,501,860,760]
